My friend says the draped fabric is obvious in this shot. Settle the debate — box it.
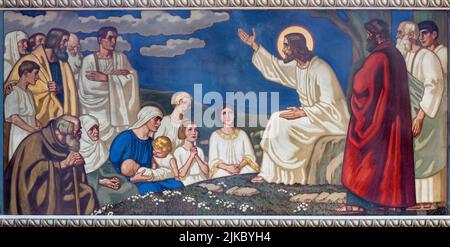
[342,41,416,208]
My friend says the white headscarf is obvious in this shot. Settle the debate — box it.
[79,115,109,174]
[129,106,163,130]
[4,31,28,79]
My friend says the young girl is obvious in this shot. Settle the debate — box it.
[5,61,42,160]
[173,121,209,186]
[208,105,260,178]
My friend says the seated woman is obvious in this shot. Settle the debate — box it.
[208,105,260,178]
[79,115,138,206]
[155,91,192,152]
[109,106,183,194]
[173,121,209,185]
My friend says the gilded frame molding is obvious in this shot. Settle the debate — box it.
[1,0,449,227]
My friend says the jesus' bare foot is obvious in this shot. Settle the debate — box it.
[251,176,266,183]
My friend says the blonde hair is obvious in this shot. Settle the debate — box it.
[152,136,173,153]
[171,92,192,108]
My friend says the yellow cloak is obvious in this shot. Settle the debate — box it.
[5,45,78,124]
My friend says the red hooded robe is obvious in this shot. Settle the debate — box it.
[342,41,416,208]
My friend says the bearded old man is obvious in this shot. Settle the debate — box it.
[238,28,349,185]
[67,33,83,82]
[4,115,98,215]
[78,26,140,147]
[26,32,46,53]
[340,19,415,213]
[5,28,78,125]
[397,21,446,210]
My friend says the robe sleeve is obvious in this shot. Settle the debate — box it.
[109,132,132,174]
[419,52,444,118]
[109,53,140,126]
[4,89,19,122]
[301,61,348,132]
[151,167,174,181]
[240,130,259,172]
[252,46,297,89]
[208,132,223,178]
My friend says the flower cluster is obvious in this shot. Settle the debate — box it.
[162,190,182,198]
[207,191,217,199]
[197,201,211,210]
[182,196,197,206]
[91,204,114,215]
[216,181,228,188]
[238,203,254,213]
[277,188,296,197]
[215,199,236,209]
[293,202,309,213]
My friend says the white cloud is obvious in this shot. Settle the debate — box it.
[80,36,131,52]
[5,10,229,36]
[140,38,205,57]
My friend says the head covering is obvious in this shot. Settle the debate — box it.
[418,20,439,36]
[4,31,28,78]
[79,115,109,174]
[171,91,192,105]
[129,106,163,130]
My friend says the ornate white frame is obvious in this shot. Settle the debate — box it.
[1,0,449,227]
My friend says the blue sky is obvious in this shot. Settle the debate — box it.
[10,10,414,113]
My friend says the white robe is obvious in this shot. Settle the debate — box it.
[405,48,446,203]
[434,44,447,78]
[208,128,259,179]
[173,146,207,186]
[78,52,140,147]
[79,115,109,174]
[154,115,184,152]
[252,46,349,185]
[4,86,36,160]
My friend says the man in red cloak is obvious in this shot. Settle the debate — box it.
[339,19,416,213]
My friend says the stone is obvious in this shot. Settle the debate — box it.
[225,186,239,195]
[233,187,260,197]
[197,183,223,193]
[290,193,319,203]
[314,192,331,203]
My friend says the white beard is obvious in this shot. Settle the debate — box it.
[67,51,83,75]
[396,37,411,58]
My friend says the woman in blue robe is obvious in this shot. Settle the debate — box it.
[109,106,183,194]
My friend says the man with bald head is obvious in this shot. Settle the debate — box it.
[4,114,98,215]
[396,21,446,211]
[67,33,83,82]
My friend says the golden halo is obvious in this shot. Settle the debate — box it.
[277,26,315,59]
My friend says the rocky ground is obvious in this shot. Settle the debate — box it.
[93,174,445,216]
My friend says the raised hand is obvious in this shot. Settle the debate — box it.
[238,28,259,50]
